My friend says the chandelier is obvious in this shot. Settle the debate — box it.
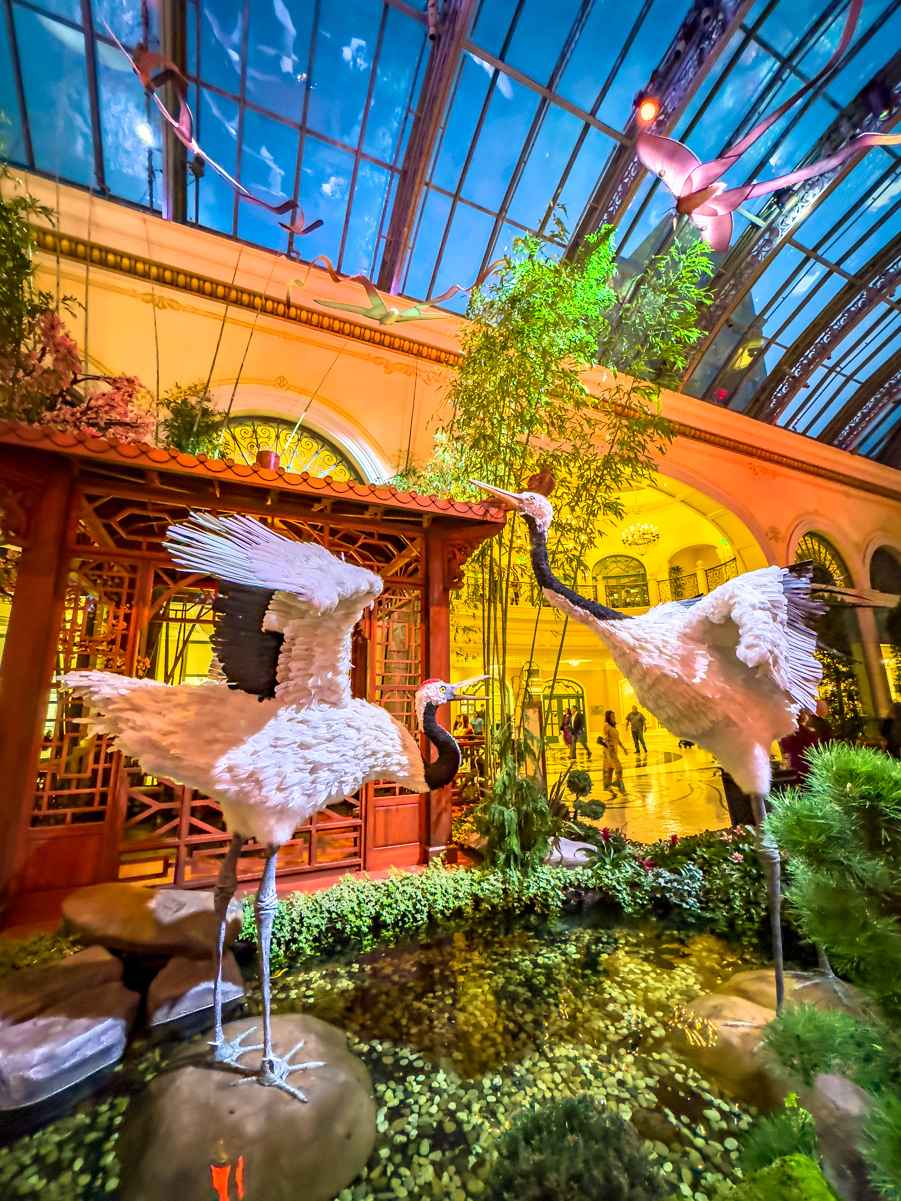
[620,521,660,549]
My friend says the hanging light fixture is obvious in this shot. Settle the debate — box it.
[635,92,661,124]
[620,522,661,549]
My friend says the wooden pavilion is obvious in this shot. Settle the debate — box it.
[0,423,503,925]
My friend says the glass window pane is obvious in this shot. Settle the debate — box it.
[555,126,615,236]
[93,0,157,46]
[195,88,238,234]
[0,12,25,163]
[403,187,452,297]
[342,160,391,276]
[236,108,299,252]
[558,1,642,113]
[431,55,490,193]
[13,5,93,186]
[363,7,426,165]
[504,0,582,85]
[597,0,684,131]
[507,105,584,229]
[199,0,244,96]
[246,0,314,119]
[96,42,161,207]
[432,201,496,297]
[459,75,540,212]
[293,134,356,262]
[306,0,381,148]
[471,1,515,57]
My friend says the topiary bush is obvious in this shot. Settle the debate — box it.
[723,1154,838,1200]
[484,1094,669,1201]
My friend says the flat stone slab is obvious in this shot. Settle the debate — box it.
[148,952,245,1029]
[119,1014,376,1201]
[0,981,139,1111]
[0,947,122,1025]
[62,883,243,958]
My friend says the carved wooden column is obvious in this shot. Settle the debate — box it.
[0,450,76,909]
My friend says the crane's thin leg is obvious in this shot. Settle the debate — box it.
[243,845,325,1103]
[751,793,785,1013]
[210,832,260,1067]
[794,944,853,1007]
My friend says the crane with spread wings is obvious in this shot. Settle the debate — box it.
[65,514,482,1101]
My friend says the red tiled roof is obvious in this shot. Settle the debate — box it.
[0,421,505,524]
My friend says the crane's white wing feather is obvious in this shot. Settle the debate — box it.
[165,513,384,708]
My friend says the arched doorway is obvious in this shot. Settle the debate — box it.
[220,417,363,480]
[542,678,588,746]
[592,555,649,609]
[795,532,866,738]
[870,547,901,704]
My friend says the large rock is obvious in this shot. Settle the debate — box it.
[719,968,864,1014]
[671,993,783,1105]
[802,1073,877,1201]
[545,837,596,868]
[62,882,243,957]
[147,952,245,1029]
[0,980,139,1111]
[119,1014,376,1201]
[0,947,123,1024]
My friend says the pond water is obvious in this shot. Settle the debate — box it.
[0,914,761,1200]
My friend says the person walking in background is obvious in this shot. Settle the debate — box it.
[625,705,648,760]
[471,711,484,737]
[779,709,823,781]
[570,707,592,760]
[881,701,901,759]
[561,708,573,758]
[602,709,624,791]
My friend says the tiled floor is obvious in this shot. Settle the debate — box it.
[547,729,731,843]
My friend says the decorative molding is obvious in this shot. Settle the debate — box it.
[34,228,459,368]
[35,227,901,502]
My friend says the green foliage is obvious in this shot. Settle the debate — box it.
[395,222,712,754]
[158,382,223,455]
[566,769,592,799]
[484,1094,669,1201]
[0,931,83,981]
[724,1155,838,1201]
[241,829,767,968]
[476,720,554,872]
[814,604,865,741]
[865,1091,901,1201]
[767,744,901,1009]
[739,1094,820,1175]
[763,1005,895,1094]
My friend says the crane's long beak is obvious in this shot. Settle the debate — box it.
[451,673,489,701]
[469,480,522,510]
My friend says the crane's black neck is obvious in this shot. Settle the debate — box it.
[421,702,462,790]
[524,515,628,622]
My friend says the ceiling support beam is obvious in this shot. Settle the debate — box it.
[566,0,753,258]
[682,53,901,391]
[824,348,901,449]
[881,419,901,468]
[377,0,477,294]
[160,0,187,223]
[748,234,901,422]
[80,0,107,195]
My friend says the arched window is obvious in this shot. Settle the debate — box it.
[795,532,851,588]
[870,546,901,594]
[542,678,587,745]
[592,554,649,608]
[220,417,362,482]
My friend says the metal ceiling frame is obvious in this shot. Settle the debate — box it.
[748,234,901,423]
[377,0,478,293]
[825,347,901,448]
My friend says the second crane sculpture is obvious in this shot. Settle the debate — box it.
[65,514,482,1100]
[474,473,826,1011]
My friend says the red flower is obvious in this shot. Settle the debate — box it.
[640,857,655,872]
[669,834,679,846]
[600,827,611,843]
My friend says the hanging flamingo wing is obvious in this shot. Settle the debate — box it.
[635,132,703,198]
[164,514,384,708]
[690,209,734,254]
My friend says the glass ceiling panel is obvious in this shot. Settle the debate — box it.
[1,0,898,462]
[859,406,900,456]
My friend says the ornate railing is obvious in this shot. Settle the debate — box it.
[657,572,702,603]
[705,558,739,590]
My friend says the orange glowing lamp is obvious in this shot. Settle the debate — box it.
[636,94,660,124]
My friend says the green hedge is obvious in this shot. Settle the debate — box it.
[241,827,767,967]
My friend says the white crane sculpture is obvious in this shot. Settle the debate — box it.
[472,475,826,1010]
[65,513,483,1100]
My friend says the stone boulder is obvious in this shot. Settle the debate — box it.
[0,957,139,1111]
[147,952,245,1030]
[671,993,783,1105]
[0,947,123,1025]
[719,968,864,1014]
[62,882,243,958]
[119,1014,377,1201]
[546,837,596,868]
[801,1073,877,1201]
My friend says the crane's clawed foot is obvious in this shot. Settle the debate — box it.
[235,1040,326,1103]
[210,1023,262,1068]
